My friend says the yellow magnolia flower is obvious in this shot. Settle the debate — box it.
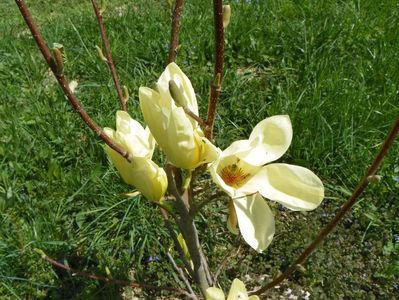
[104,111,167,202]
[139,63,217,169]
[206,279,259,300]
[209,115,324,252]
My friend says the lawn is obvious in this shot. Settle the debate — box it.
[0,0,398,299]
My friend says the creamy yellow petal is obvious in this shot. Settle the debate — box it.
[113,110,155,158]
[233,194,275,252]
[250,163,324,211]
[221,140,254,164]
[248,296,260,300]
[106,146,167,201]
[139,86,206,169]
[244,115,292,165]
[157,62,198,115]
[226,279,247,300]
[195,136,219,168]
[166,107,200,168]
[206,287,226,300]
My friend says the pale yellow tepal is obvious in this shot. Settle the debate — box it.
[104,111,167,202]
[139,63,217,169]
[206,278,260,300]
[209,115,324,252]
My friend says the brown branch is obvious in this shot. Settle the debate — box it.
[190,190,225,217]
[91,0,126,111]
[251,116,399,296]
[205,0,224,140]
[33,249,191,298]
[184,107,207,127]
[15,0,131,162]
[168,0,184,64]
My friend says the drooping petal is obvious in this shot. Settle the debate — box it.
[233,194,275,252]
[157,62,198,115]
[226,279,247,300]
[243,115,293,165]
[227,199,239,235]
[206,287,225,300]
[248,163,324,211]
[106,146,167,201]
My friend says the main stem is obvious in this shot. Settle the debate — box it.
[251,116,399,296]
[165,0,210,296]
[165,167,210,297]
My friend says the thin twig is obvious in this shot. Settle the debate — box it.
[15,0,131,161]
[160,208,195,278]
[251,117,399,296]
[200,249,214,286]
[91,0,126,111]
[214,238,242,284]
[168,0,184,64]
[34,249,191,298]
[166,252,198,300]
[190,190,226,217]
[184,107,207,127]
[205,0,224,140]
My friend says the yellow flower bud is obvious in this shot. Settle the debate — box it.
[222,5,231,28]
[139,63,217,169]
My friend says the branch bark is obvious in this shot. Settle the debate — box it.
[15,0,131,161]
[205,0,224,140]
[91,0,126,111]
[165,165,211,297]
[251,116,399,296]
[168,0,184,64]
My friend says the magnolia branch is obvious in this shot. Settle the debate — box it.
[168,0,184,63]
[165,165,211,297]
[251,116,399,296]
[33,249,192,298]
[205,0,224,140]
[15,0,131,161]
[91,0,126,111]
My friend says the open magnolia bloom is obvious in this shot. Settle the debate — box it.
[206,278,259,300]
[209,115,324,252]
[139,63,217,169]
[104,111,167,202]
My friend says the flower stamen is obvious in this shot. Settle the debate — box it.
[220,163,250,188]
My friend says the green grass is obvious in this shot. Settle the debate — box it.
[1,0,398,298]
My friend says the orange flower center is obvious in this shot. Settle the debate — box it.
[220,164,250,188]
